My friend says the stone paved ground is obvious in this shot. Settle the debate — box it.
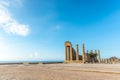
[0,64,120,80]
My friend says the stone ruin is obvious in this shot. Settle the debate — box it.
[64,41,120,64]
[64,41,101,63]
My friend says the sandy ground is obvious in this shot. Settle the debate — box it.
[0,63,120,80]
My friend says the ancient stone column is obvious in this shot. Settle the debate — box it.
[104,59,106,63]
[86,50,88,61]
[76,44,79,61]
[98,50,101,64]
[94,50,97,62]
[108,59,110,64]
[107,59,109,64]
[70,45,73,61]
[111,59,113,63]
[110,59,112,64]
[114,59,117,63]
[103,59,105,63]
[65,46,67,61]
[101,59,103,63]
[66,46,70,61]
[82,43,85,63]
[113,59,115,64]
[105,59,108,64]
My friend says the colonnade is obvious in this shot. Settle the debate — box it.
[64,41,101,63]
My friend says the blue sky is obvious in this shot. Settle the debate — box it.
[0,0,120,61]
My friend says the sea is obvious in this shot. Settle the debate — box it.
[0,60,64,64]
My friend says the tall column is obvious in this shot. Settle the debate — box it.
[67,46,70,61]
[102,59,104,63]
[108,59,110,64]
[70,45,73,61]
[98,50,101,63]
[76,44,79,61]
[105,59,108,64]
[82,43,85,63]
[94,50,97,62]
[65,46,67,61]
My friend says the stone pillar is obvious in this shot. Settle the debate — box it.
[94,50,97,62]
[101,59,103,63]
[105,59,108,64]
[70,45,73,61]
[66,46,70,61]
[112,59,115,63]
[98,50,101,64]
[110,59,112,64]
[108,59,110,64]
[103,59,105,63]
[76,44,79,61]
[65,46,67,61]
[86,50,88,61]
[112,59,114,64]
[104,59,106,63]
[82,43,85,63]
[86,50,88,57]
[114,59,117,63]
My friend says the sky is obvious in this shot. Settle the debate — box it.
[0,0,120,61]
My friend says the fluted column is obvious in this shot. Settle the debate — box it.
[70,45,73,61]
[76,44,79,61]
[82,43,85,63]
[98,50,101,63]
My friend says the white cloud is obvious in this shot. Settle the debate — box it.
[0,0,23,7]
[0,0,30,36]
